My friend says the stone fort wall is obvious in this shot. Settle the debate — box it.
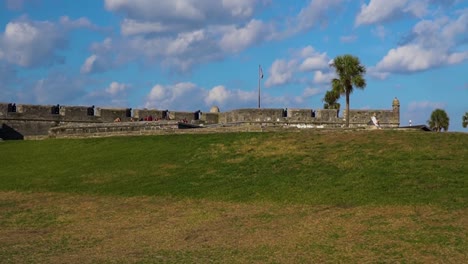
[0,99,400,139]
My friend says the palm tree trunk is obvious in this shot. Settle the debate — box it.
[346,91,350,127]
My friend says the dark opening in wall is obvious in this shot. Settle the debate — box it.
[0,124,24,140]
[311,110,316,118]
[87,106,94,116]
[194,110,201,120]
[125,108,132,118]
[51,104,60,115]
[282,109,288,118]
[162,110,169,120]
[7,103,16,113]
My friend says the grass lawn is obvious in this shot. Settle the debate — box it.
[0,130,467,263]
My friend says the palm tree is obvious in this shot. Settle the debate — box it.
[323,88,341,110]
[330,55,366,127]
[428,109,450,132]
[463,112,468,128]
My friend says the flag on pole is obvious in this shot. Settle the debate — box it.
[259,65,263,79]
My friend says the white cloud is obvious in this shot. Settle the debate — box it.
[80,55,97,74]
[219,19,274,52]
[313,70,336,84]
[121,19,175,36]
[205,85,256,107]
[265,59,297,87]
[84,81,132,107]
[298,46,330,72]
[222,0,255,18]
[104,0,257,30]
[0,20,66,67]
[356,0,418,26]
[302,87,322,97]
[145,82,203,110]
[295,0,344,32]
[373,9,468,75]
[263,46,332,88]
[205,85,230,105]
[144,82,256,111]
[377,45,468,73]
[355,0,462,26]
[0,17,101,69]
[106,82,129,96]
[59,16,94,30]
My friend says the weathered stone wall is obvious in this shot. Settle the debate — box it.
[221,108,286,123]
[95,107,132,122]
[344,109,399,127]
[61,106,96,121]
[49,121,179,138]
[133,109,165,120]
[1,98,400,140]
[0,104,8,117]
[16,104,59,118]
[315,109,340,122]
[286,109,314,121]
[172,111,197,121]
[202,112,219,124]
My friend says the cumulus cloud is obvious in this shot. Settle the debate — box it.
[219,19,275,52]
[302,87,322,97]
[205,85,255,108]
[0,20,67,67]
[313,70,336,84]
[0,17,101,68]
[145,82,204,110]
[265,59,297,87]
[298,46,330,72]
[104,0,257,30]
[376,44,468,73]
[144,82,257,111]
[97,0,267,72]
[121,19,177,36]
[356,0,422,26]
[95,0,348,73]
[80,38,119,74]
[295,0,344,32]
[264,46,333,88]
[373,9,468,75]
[355,0,462,26]
[106,82,129,96]
[85,81,132,107]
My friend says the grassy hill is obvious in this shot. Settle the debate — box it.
[0,130,467,263]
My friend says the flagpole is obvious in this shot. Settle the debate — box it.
[258,65,261,109]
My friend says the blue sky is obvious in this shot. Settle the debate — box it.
[0,0,467,131]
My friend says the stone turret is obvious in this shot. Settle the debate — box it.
[392,97,400,126]
[210,106,220,113]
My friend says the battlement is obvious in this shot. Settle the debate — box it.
[0,98,400,140]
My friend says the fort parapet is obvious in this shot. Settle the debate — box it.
[0,98,400,139]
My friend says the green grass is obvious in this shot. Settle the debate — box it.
[0,130,467,263]
[0,130,467,208]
